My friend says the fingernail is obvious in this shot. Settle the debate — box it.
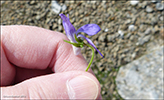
[66,75,98,99]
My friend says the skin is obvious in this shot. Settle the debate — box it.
[1,25,102,99]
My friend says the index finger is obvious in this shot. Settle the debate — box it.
[1,25,88,72]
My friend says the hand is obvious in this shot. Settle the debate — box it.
[1,25,102,99]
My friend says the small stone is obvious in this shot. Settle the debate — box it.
[104,28,108,32]
[130,0,139,6]
[90,1,96,4]
[151,0,157,3]
[160,28,164,38]
[118,30,124,39]
[107,35,115,42]
[1,1,5,4]
[125,33,131,39]
[125,19,131,25]
[120,24,128,30]
[99,34,106,42]
[156,3,164,11]
[131,52,136,59]
[53,23,58,29]
[58,25,62,31]
[144,28,152,35]
[51,0,61,14]
[141,1,148,9]
[128,25,135,32]
[102,0,106,4]
[151,17,158,26]
[159,16,163,21]
[146,6,153,13]
[62,4,67,11]
[137,35,151,45]
[154,25,160,33]
[36,15,41,20]
[58,18,62,25]
[29,1,35,5]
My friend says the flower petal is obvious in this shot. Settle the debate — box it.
[77,34,104,58]
[72,46,81,55]
[76,24,101,36]
[59,14,76,42]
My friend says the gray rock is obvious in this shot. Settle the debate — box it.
[116,46,164,99]
[144,28,152,35]
[156,3,164,11]
[107,34,119,42]
[1,1,5,4]
[51,0,61,14]
[29,1,35,5]
[99,33,106,42]
[53,23,58,29]
[137,35,151,45]
[36,12,46,20]
[151,0,157,3]
[118,30,124,39]
[128,25,135,32]
[141,1,148,9]
[125,19,131,25]
[159,16,163,21]
[58,18,62,25]
[151,17,158,26]
[130,0,139,6]
[104,28,108,32]
[62,4,67,11]
[58,25,62,31]
[125,33,131,39]
[146,6,153,13]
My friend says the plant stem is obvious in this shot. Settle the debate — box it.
[85,43,94,71]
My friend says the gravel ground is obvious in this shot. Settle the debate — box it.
[1,0,163,99]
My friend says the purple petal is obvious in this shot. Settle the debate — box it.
[76,24,101,36]
[59,14,76,42]
[77,34,104,58]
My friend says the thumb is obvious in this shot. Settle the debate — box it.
[1,71,101,99]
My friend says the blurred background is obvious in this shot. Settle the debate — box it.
[1,0,163,99]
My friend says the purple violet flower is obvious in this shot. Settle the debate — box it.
[59,13,103,58]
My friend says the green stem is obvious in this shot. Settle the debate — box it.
[85,43,94,71]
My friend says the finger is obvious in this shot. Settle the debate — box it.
[1,25,93,85]
[1,47,15,86]
[1,25,88,71]
[1,71,101,99]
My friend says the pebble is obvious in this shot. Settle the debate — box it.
[51,0,61,14]
[156,3,164,10]
[128,25,135,32]
[125,19,131,25]
[151,0,157,3]
[144,28,152,35]
[62,4,67,11]
[137,35,151,45]
[29,1,35,5]
[130,0,139,6]
[58,18,62,25]
[1,1,5,4]
[151,17,158,26]
[118,30,124,39]
[159,16,163,21]
[99,33,106,42]
[125,33,131,39]
[146,6,153,13]
[104,28,108,32]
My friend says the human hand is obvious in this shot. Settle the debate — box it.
[1,25,102,99]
